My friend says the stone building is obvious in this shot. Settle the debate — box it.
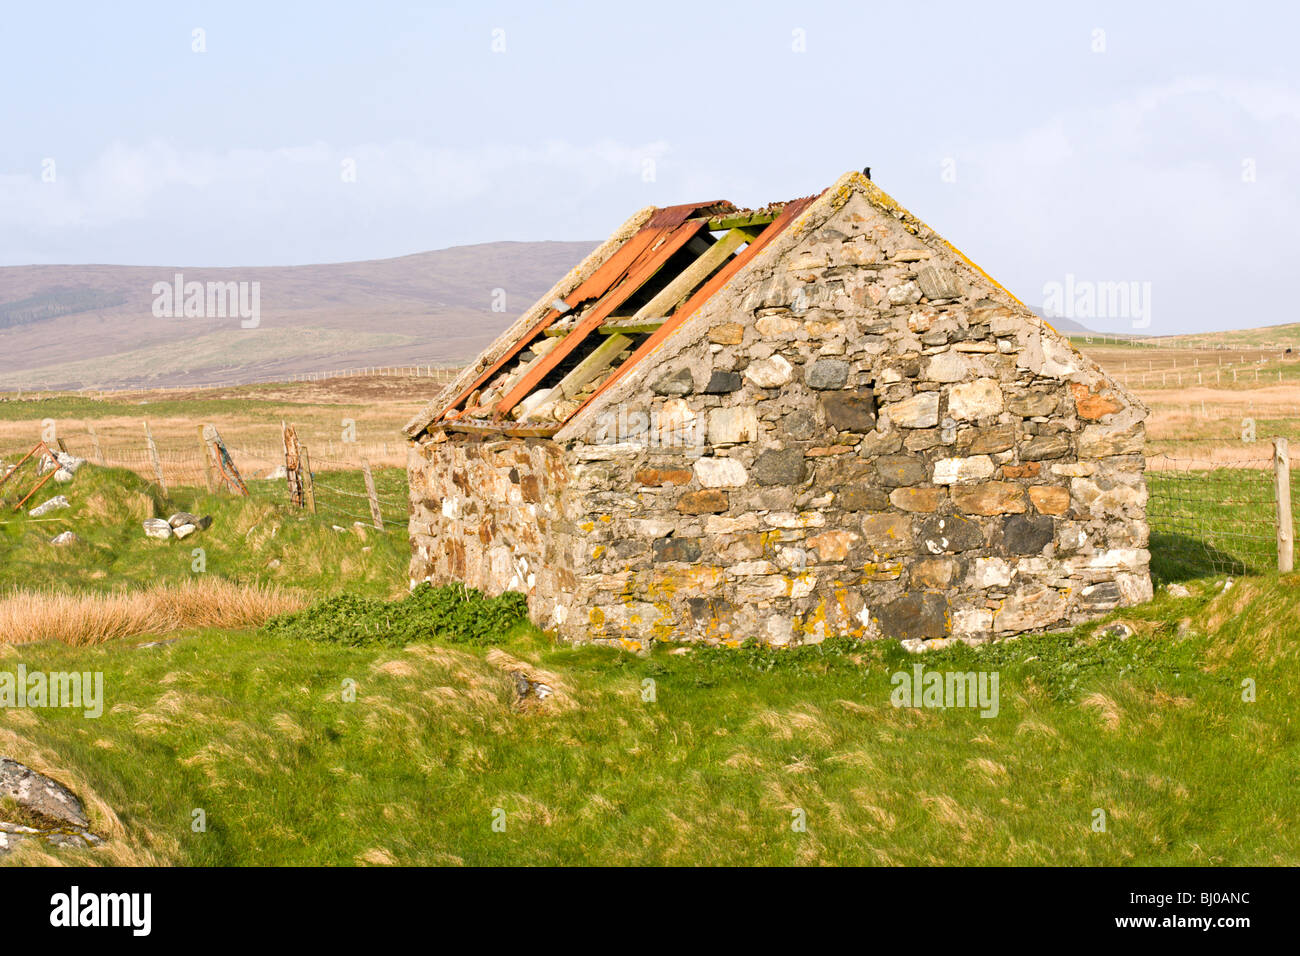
[404,170,1150,649]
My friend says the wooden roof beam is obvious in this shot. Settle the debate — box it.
[704,211,779,232]
[629,227,750,322]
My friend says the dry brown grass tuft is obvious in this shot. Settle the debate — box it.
[1080,692,1124,730]
[0,579,305,646]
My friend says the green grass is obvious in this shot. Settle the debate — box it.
[0,394,356,422]
[2,576,1296,865]
[0,466,1297,866]
[1147,469,1291,579]
[0,464,406,597]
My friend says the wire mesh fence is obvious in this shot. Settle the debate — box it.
[1145,438,1294,578]
[1,424,410,534]
[5,413,1298,579]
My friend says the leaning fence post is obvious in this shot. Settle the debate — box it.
[1274,437,1293,573]
[202,424,249,497]
[143,421,166,490]
[361,458,384,531]
[300,444,317,514]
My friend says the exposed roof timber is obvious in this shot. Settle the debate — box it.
[572,194,821,418]
[422,193,828,436]
[506,227,750,423]
[530,333,634,418]
[704,210,780,231]
[433,202,719,423]
[442,420,561,438]
[597,318,664,335]
[402,203,657,439]
[491,217,709,419]
[628,227,750,324]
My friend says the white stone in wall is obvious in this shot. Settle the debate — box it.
[708,406,760,445]
[1086,548,1148,571]
[947,378,1004,421]
[744,354,794,388]
[932,455,995,484]
[705,513,760,534]
[765,511,826,529]
[789,574,817,599]
[627,518,676,538]
[695,457,748,488]
[952,607,994,634]
[970,557,1014,588]
[887,391,940,428]
[924,351,970,383]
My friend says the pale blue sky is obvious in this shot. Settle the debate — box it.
[2,0,1296,333]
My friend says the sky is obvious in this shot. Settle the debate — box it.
[1,0,1297,334]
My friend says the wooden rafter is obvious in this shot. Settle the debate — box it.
[705,210,780,232]
[491,217,708,418]
[628,227,749,322]
[597,318,664,335]
[530,333,633,416]
[433,202,729,424]
[572,193,821,417]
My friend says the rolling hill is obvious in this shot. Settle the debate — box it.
[0,241,598,390]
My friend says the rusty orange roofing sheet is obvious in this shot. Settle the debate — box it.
[436,201,729,422]
[492,214,709,417]
[572,192,821,417]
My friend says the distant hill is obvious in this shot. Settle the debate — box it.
[1030,308,1095,336]
[0,241,598,390]
[1138,323,1300,350]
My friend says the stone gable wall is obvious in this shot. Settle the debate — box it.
[409,182,1151,649]
[408,437,582,631]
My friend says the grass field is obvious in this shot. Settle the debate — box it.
[2,554,1295,865]
[0,459,1293,865]
[0,369,1296,866]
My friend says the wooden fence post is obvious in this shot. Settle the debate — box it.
[361,458,383,531]
[1275,437,1293,573]
[143,421,166,490]
[300,444,316,513]
[202,424,249,496]
[282,421,304,507]
[86,424,105,465]
[197,425,216,491]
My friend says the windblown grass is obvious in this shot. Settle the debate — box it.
[3,572,1297,866]
[0,579,304,646]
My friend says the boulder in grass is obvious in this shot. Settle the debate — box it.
[143,518,173,540]
[172,523,198,540]
[29,496,70,518]
[168,512,211,531]
[55,452,85,474]
[0,757,90,830]
[49,531,80,547]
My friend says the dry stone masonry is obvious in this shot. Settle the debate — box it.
[406,171,1150,650]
